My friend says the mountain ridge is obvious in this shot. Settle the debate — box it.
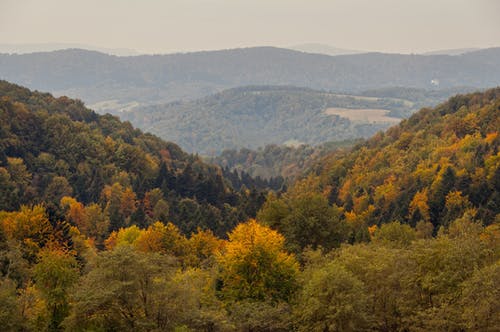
[1,46,499,107]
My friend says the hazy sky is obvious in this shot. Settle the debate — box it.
[1,0,499,54]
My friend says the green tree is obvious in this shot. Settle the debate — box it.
[459,261,500,331]
[295,261,370,332]
[229,300,293,332]
[372,221,416,248]
[258,180,348,252]
[0,278,22,331]
[64,246,222,331]
[334,244,406,331]
[33,246,79,331]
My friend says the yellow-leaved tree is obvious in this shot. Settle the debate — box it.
[217,219,298,302]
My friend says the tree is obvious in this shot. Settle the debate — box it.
[143,188,169,225]
[295,262,370,332]
[104,225,142,249]
[134,222,188,259]
[185,228,224,267]
[429,166,456,225]
[63,246,194,331]
[82,203,110,247]
[1,205,54,262]
[44,177,73,208]
[60,197,110,247]
[258,180,348,252]
[229,300,293,332]
[0,278,22,330]
[443,191,473,226]
[33,246,78,331]
[334,244,406,331]
[2,157,32,209]
[401,216,491,330]
[0,168,17,210]
[408,189,431,223]
[459,262,500,331]
[217,219,298,302]
[101,183,138,231]
[372,221,416,248]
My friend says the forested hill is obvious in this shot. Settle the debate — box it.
[0,80,267,237]
[301,87,500,230]
[1,47,499,106]
[118,85,412,154]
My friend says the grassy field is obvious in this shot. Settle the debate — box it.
[325,107,402,124]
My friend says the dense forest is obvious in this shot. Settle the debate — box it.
[0,80,269,238]
[0,82,499,331]
[309,88,500,230]
[211,140,360,180]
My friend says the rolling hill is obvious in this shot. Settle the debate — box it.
[112,85,474,155]
[0,47,499,109]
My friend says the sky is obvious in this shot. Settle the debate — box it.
[1,0,499,54]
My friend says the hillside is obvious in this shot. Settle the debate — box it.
[304,88,500,229]
[0,47,499,109]
[359,86,476,117]
[116,85,475,155]
[0,81,267,237]
[254,87,499,257]
[116,86,407,155]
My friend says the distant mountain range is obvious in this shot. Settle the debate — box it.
[1,43,484,57]
[0,43,139,56]
[289,44,484,57]
[288,43,364,56]
[422,47,481,56]
[1,46,499,110]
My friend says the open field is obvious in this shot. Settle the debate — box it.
[89,99,140,113]
[325,107,402,124]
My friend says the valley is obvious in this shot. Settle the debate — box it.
[0,81,498,331]
[1,3,499,328]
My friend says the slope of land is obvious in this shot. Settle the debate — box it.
[0,80,267,237]
[308,88,500,229]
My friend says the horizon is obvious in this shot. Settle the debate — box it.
[1,42,499,57]
[1,0,499,55]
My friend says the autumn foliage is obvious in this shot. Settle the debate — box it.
[0,82,499,330]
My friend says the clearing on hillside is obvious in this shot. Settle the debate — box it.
[325,107,402,124]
